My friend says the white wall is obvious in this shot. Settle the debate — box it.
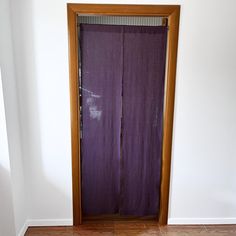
[0,69,16,236]
[10,0,73,225]
[0,0,28,235]
[167,0,236,223]
[8,0,236,226]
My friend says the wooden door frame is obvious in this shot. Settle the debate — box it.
[67,3,180,226]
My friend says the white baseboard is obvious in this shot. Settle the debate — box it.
[17,219,73,236]
[168,218,236,225]
[18,221,29,236]
[27,218,73,227]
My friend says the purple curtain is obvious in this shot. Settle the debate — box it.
[120,26,167,216]
[80,24,123,215]
[80,24,167,217]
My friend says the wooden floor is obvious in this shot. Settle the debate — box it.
[25,220,236,235]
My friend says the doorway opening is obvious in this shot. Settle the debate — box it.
[67,4,180,226]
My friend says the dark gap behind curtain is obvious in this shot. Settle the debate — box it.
[120,26,167,216]
[80,24,123,216]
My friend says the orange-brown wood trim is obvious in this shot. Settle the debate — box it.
[67,3,180,226]
[159,6,180,225]
[67,5,82,225]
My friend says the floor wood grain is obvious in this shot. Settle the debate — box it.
[25,221,236,236]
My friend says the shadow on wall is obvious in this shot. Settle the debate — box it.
[0,165,16,236]
[11,0,72,221]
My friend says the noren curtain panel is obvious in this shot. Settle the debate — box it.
[80,24,167,217]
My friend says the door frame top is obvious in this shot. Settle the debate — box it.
[67,3,180,226]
